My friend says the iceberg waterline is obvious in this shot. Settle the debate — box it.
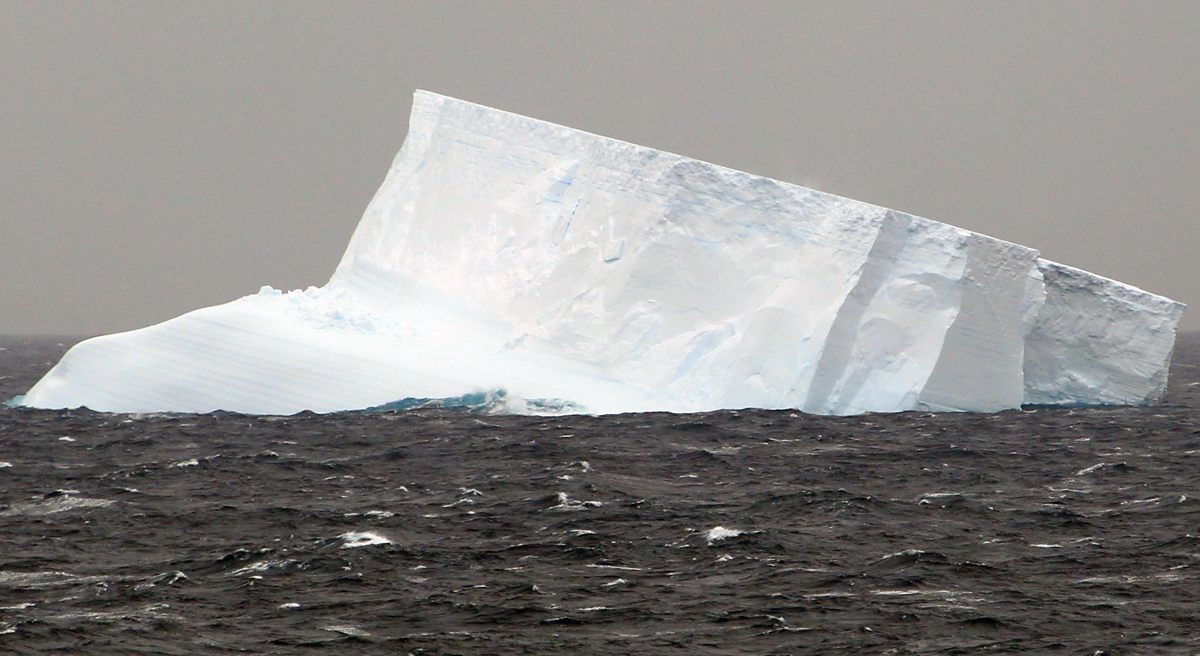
[22,91,1185,415]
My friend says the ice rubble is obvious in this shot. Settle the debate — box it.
[22,91,1185,415]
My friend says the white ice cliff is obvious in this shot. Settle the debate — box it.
[21,91,1186,415]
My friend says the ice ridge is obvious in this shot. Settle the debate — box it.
[22,91,1186,415]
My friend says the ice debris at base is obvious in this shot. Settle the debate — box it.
[364,389,581,414]
[22,91,1185,416]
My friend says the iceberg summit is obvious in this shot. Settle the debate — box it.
[23,91,1186,415]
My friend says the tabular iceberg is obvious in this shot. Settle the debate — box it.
[22,91,1186,415]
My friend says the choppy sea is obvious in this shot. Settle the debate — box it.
[1,334,1199,654]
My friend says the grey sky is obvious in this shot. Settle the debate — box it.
[2,1,1196,335]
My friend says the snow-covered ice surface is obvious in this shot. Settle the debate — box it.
[21,91,1185,415]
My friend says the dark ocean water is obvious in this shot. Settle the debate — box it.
[1,335,1199,655]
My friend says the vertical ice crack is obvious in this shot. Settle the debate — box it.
[802,211,911,414]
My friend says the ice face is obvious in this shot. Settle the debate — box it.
[21,91,1186,415]
[1023,261,1185,406]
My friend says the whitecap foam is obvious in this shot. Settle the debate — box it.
[705,526,746,544]
[585,564,642,571]
[547,492,602,511]
[0,495,115,517]
[339,531,393,548]
[321,624,372,638]
[227,559,297,576]
[134,570,190,591]
[343,509,395,518]
[0,570,106,588]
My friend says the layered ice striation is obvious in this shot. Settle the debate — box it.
[22,91,1186,415]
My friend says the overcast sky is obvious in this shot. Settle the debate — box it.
[3,1,1197,335]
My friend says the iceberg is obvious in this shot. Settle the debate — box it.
[22,91,1186,415]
